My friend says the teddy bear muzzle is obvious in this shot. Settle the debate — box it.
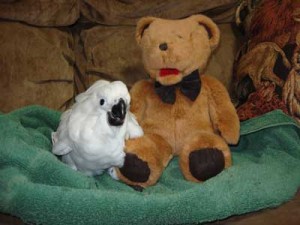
[159,42,168,51]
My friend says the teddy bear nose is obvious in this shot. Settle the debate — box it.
[159,43,168,51]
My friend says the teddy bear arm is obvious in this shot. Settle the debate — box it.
[129,80,150,121]
[204,76,240,144]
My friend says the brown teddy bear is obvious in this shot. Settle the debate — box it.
[114,14,240,188]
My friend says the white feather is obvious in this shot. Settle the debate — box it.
[52,80,143,177]
[125,112,144,139]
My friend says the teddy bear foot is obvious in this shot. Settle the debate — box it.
[189,148,225,181]
[119,153,151,183]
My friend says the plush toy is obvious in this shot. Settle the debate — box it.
[113,15,240,187]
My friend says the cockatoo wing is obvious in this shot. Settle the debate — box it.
[52,136,73,155]
[52,109,73,155]
[125,112,144,139]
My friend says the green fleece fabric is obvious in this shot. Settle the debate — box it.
[0,106,300,225]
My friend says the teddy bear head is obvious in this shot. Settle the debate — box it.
[136,15,220,86]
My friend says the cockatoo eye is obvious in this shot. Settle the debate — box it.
[100,99,105,106]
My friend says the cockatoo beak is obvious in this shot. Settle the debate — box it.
[107,98,127,126]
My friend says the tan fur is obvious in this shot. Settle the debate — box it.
[116,134,173,187]
[116,15,240,187]
[135,15,219,85]
[179,131,232,182]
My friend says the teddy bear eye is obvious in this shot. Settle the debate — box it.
[177,35,183,39]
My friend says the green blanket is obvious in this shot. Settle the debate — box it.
[0,106,300,225]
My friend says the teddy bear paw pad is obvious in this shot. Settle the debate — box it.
[189,148,225,181]
[119,153,150,182]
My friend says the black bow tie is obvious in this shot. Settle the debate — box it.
[154,70,201,104]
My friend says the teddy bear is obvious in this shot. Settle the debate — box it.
[113,14,240,188]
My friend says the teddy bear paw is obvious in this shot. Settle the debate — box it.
[119,153,151,183]
[189,148,225,181]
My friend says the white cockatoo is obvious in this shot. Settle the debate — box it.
[52,80,143,177]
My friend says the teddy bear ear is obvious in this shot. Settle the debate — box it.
[190,15,220,50]
[136,17,156,45]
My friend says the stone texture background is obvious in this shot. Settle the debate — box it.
[0,0,239,112]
